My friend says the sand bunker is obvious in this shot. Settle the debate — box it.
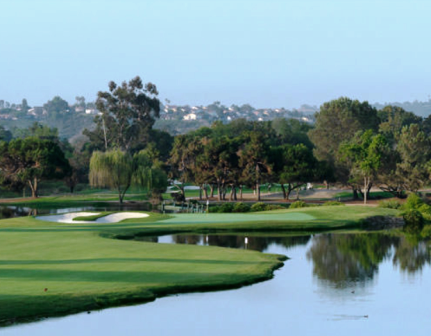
[36,212,149,224]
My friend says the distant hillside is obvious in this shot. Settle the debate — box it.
[3,97,430,140]
[373,100,431,118]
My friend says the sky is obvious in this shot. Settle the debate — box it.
[1,0,430,109]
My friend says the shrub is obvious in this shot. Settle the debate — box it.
[322,201,345,206]
[209,206,221,213]
[418,204,431,220]
[421,225,431,239]
[232,202,250,213]
[265,204,286,211]
[378,199,402,209]
[403,209,425,233]
[289,201,308,209]
[219,202,234,213]
[404,193,424,210]
[250,202,267,212]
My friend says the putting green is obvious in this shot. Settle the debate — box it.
[161,212,315,224]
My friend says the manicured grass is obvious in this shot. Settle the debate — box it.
[0,212,284,326]
[106,206,400,239]
[0,206,399,326]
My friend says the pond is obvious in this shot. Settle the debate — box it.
[3,232,431,336]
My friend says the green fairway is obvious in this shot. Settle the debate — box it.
[0,206,399,326]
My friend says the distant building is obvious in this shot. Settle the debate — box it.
[183,113,197,121]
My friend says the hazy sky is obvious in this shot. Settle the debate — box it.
[1,0,430,108]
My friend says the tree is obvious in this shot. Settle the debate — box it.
[396,124,431,192]
[133,148,168,200]
[378,105,422,139]
[309,97,380,164]
[75,96,86,108]
[271,144,316,200]
[84,76,160,152]
[0,137,71,197]
[340,131,388,204]
[0,125,12,142]
[89,150,134,204]
[271,118,313,149]
[21,99,30,114]
[309,97,380,197]
[239,131,271,201]
[43,96,69,116]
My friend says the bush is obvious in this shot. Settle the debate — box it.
[232,202,250,213]
[250,202,267,212]
[265,204,286,211]
[378,199,402,209]
[322,201,345,206]
[403,209,425,233]
[209,206,221,213]
[418,204,431,220]
[289,201,308,209]
[421,225,431,239]
[404,193,424,210]
[219,203,234,213]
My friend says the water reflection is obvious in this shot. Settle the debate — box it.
[0,206,32,219]
[167,234,311,252]
[393,238,431,274]
[163,232,431,284]
[306,234,395,287]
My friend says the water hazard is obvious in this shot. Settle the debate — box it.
[3,232,431,336]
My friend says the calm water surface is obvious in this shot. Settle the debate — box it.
[3,233,431,336]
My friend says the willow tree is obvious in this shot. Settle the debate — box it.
[133,149,168,200]
[89,149,134,204]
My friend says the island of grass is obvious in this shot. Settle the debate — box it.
[0,206,399,326]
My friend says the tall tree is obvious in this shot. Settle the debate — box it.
[84,76,160,152]
[309,97,380,197]
[378,105,422,140]
[309,97,380,164]
[239,131,271,201]
[396,124,431,192]
[340,130,388,204]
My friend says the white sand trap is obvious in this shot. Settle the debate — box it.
[36,212,149,224]
[95,212,149,223]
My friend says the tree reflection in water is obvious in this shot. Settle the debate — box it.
[307,233,431,287]
[0,206,30,219]
[171,234,311,252]
[393,236,431,274]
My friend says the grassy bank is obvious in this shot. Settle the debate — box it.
[0,212,284,326]
[0,206,398,326]
[103,206,400,239]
